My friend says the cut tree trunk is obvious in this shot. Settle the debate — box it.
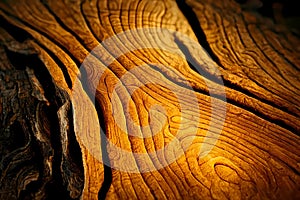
[0,0,300,199]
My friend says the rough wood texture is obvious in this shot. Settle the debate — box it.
[0,0,299,199]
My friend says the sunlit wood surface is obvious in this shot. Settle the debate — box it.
[0,0,299,199]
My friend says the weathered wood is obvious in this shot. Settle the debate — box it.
[0,0,299,199]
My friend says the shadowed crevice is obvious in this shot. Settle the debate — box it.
[0,15,32,42]
[174,36,299,135]
[96,99,113,200]
[78,65,113,200]
[175,0,225,69]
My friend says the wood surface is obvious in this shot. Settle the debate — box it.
[0,0,299,199]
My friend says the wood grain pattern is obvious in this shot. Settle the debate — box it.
[0,0,299,199]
